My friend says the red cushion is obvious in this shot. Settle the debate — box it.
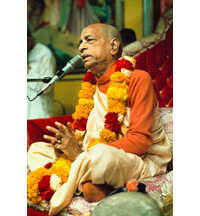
[135,24,173,107]
[27,115,73,150]
[27,207,49,216]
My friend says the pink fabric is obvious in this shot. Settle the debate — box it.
[27,170,173,215]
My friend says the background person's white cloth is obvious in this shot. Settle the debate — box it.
[27,43,56,119]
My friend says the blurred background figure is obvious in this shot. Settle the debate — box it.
[120,28,136,48]
[28,0,46,32]
[27,28,56,119]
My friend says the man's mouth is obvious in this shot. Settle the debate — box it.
[82,55,92,61]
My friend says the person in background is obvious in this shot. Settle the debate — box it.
[27,28,56,119]
[120,28,136,48]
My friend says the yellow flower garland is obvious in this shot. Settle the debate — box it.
[27,167,47,204]
[73,55,136,148]
[107,99,127,115]
[27,155,72,204]
[72,104,92,120]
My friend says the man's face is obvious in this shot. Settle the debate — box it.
[79,25,112,75]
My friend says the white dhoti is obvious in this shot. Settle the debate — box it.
[27,90,171,215]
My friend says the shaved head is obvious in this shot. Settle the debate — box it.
[84,23,122,58]
[102,24,122,58]
[79,23,123,76]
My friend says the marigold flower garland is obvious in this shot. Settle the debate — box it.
[27,55,136,205]
[27,154,72,204]
[72,55,136,148]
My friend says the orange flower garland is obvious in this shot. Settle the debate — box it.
[72,55,136,147]
[27,56,136,205]
[27,154,72,204]
[72,71,97,141]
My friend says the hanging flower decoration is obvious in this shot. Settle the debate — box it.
[72,55,136,148]
[72,71,97,141]
[104,113,121,134]
[27,154,72,204]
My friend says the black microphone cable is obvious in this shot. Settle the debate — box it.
[27,77,52,101]
[27,94,38,101]
[27,55,82,101]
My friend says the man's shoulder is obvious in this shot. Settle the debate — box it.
[130,69,152,83]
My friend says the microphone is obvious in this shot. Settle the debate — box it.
[37,55,82,96]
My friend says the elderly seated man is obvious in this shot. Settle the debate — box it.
[28,23,171,216]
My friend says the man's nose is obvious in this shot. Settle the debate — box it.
[78,42,87,53]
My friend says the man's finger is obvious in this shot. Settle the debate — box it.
[46,143,53,147]
[55,133,62,139]
[43,134,57,144]
[55,121,69,135]
[46,125,60,134]
[67,122,73,133]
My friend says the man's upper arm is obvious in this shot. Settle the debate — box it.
[107,70,157,155]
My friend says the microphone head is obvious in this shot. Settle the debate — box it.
[70,55,82,67]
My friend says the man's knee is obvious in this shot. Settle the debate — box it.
[89,144,123,184]
[28,142,42,151]
[91,144,121,168]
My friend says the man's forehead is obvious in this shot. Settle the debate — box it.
[81,25,104,38]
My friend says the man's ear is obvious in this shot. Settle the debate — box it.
[110,38,120,55]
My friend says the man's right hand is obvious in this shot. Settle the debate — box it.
[43,122,83,161]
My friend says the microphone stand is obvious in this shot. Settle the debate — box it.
[27,68,87,83]
[27,77,52,83]
[27,77,84,83]
[27,77,52,101]
[27,67,87,101]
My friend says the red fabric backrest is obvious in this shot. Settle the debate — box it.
[135,24,173,107]
[27,115,73,150]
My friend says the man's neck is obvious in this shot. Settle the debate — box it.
[89,56,120,78]
[96,71,106,78]
[93,61,114,78]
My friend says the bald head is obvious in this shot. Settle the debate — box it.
[101,24,122,57]
[79,23,122,76]
[84,23,122,59]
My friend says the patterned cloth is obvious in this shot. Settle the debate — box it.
[27,171,173,215]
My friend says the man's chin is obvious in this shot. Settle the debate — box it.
[83,61,94,70]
